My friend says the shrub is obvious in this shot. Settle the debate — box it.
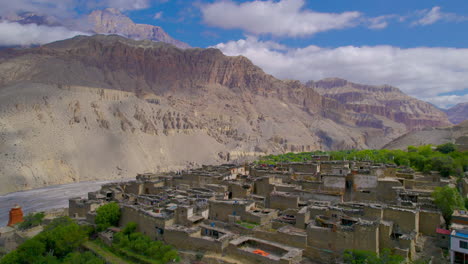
[95,202,121,232]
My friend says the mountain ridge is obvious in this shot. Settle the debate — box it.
[444,102,468,124]
[0,35,452,194]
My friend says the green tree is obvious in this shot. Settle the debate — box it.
[95,202,121,232]
[0,217,87,264]
[39,217,87,258]
[432,186,465,226]
[431,156,455,177]
[436,143,457,154]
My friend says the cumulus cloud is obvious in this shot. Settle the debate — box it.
[201,0,361,37]
[0,21,88,46]
[412,6,468,26]
[213,37,468,108]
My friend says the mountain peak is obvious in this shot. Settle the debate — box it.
[87,9,190,49]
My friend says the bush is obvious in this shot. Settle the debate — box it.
[111,223,179,264]
[95,202,121,232]
[17,212,45,230]
[0,217,88,263]
[436,143,456,154]
[122,222,137,235]
[344,248,404,264]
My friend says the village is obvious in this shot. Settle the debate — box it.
[2,155,468,263]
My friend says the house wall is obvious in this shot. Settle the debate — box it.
[354,175,378,189]
[208,201,254,222]
[322,176,345,190]
[383,207,419,234]
[119,206,174,240]
[419,210,443,236]
[268,194,299,211]
[451,235,468,254]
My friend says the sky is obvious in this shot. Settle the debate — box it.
[0,0,468,108]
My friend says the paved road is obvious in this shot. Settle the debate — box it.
[0,180,123,226]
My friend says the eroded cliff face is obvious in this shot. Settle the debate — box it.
[0,35,451,194]
[310,78,452,130]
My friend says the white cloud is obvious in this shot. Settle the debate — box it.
[213,37,468,108]
[367,15,404,29]
[101,0,150,11]
[0,0,77,18]
[413,6,468,26]
[0,21,88,46]
[0,0,150,18]
[201,0,361,37]
[153,11,163,20]
[423,94,468,109]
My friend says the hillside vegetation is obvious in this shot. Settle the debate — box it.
[258,143,468,177]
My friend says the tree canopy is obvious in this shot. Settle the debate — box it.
[432,185,465,226]
[0,217,97,264]
[257,144,468,177]
[95,202,121,232]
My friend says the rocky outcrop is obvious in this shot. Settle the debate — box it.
[310,78,451,131]
[444,103,468,124]
[88,8,190,49]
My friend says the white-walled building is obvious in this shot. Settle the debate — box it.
[451,230,468,264]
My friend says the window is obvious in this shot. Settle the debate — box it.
[460,240,468,249]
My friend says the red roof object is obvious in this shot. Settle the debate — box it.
[253,249,270,256]
[436,228,451,235]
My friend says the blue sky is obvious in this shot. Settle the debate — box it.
[125,0,468,49]
[1,0,468,108]
[127,0,468,108]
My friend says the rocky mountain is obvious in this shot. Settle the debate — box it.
[0,35,450,194]
[383,121,468,151]
[87,8,190,49]
[309,78,451,130]
[444,102,468,124]
[0,8,190,49]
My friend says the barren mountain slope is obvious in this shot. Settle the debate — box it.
[383,121,468,150]
[0,35,451,194]
[444,103,468,124]
[310,78,451,130]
